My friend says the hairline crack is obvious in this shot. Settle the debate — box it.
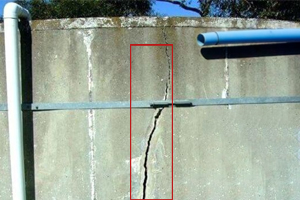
[142,26,171,199]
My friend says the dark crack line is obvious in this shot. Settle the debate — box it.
[162,26,172,101]
[142,108,164,199]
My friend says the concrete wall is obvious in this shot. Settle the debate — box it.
[1,17,300,199]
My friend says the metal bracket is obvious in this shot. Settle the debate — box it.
[150,101,171,108]
[174,100,194,107]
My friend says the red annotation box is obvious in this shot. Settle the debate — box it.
[130,44,174,200]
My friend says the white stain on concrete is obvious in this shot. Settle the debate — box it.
[82,30,95,94]
[120,17,158,27]
[176,19,204,27]
[60,18,115,29]
[222,48,229,98]
[222,48,231,109]
[131,156,142,174]
[88,109,96,200]
[81,30,97,200]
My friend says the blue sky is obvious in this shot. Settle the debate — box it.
[0,0,200,17]
[0,0,12,16]
[153,0,199,17]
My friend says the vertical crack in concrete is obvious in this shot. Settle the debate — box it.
[83,30,97,200]
[162,26,171,101]
[142,27,171,199]
[142,108,163,199]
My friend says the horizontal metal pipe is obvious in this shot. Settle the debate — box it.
[197,29,300,46]
[1,96,300,111]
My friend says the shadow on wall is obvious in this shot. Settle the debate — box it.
[201,42,300,59]
[19,19,35,200]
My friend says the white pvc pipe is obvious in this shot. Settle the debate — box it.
[3,3,30,200]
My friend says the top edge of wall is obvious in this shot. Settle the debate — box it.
[0,17,300,32]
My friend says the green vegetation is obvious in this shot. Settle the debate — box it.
[16,0,153,20]
[158,0,300,21]
[2,0,300,21]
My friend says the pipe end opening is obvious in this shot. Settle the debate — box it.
[197,34,205,46]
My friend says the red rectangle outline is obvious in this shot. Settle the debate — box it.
[130,44,173,200]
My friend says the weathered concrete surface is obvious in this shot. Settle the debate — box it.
[0,34,11,199]
[0,112,11,200]
[30,17,300,30]
[0,37,6,103]
[0,17,300,200]
[230,54,300,97]
[34,111,90,200]
[32,30,89,103]
[95,110,130,200]
[31,29,91,199]
[173,105,300,199]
